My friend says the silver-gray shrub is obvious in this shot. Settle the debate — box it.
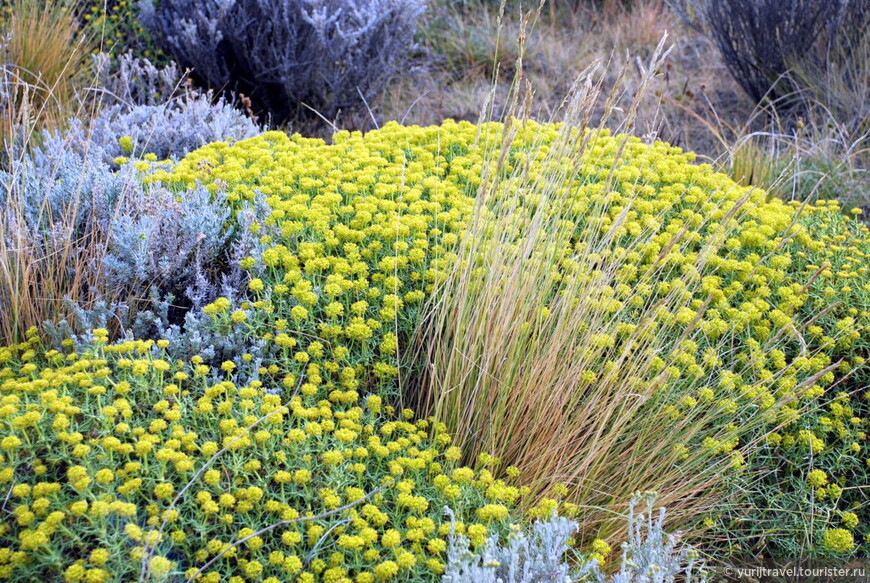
[46,284,276,387]
[127,196,275,378]
[1,137,260,342]
[139,0,427,122]
[91,51,187,107]
[41,91,259,165]
[101,182,234,297]
[442,509,577,583]
[580,493,708,583]
[51,207,276,384]
[41,198,275,388]
[1,144,139,240]
[442,493,708,583]
[129,291,277,386]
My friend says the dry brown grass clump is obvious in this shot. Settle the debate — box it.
[404,40,759,547]
[0,0,94,150]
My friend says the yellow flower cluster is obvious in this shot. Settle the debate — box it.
[0,332,522,581]
[81,0,162,60]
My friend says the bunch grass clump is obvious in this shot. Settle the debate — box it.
[0,0,94,150]
[411,115,870,552]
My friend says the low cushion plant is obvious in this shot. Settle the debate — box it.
[0,332,533,582]
[1,119,870,581]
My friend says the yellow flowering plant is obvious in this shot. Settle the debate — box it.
[0,332,521,581]
[80,0,162,60]
[404,120,870,556]
[3,112,870,583]
[151,120,870,556]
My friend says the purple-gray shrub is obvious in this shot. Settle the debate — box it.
[139,0,427,123]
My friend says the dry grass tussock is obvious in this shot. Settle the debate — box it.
[0,0,116,344]
[0,0,95,149]
[404,38,813,548]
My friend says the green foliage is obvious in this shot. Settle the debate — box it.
[0,331,519,581]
